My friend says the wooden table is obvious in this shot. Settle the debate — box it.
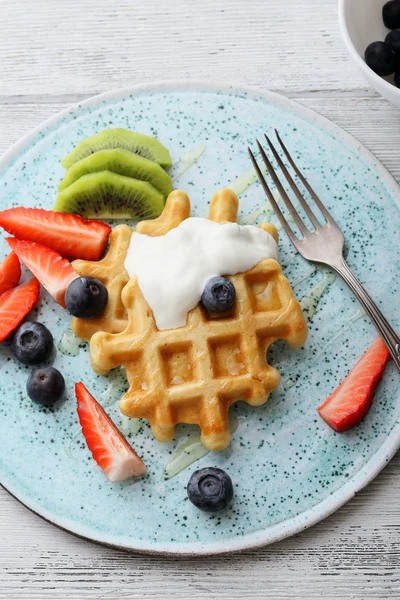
[0,1,399,598]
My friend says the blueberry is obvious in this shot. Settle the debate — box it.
[11,321,54,365]
[187,467,234,512]
[65,276,108,319]
[365,41,397,76]
[383,0,400,29]
[201,277,236,313]
[395,67,400,87]
[27,367,65,407]
[386,29,400,53]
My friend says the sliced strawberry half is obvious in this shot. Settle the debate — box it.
[0,278,40,342]
[76,382,147,482]
[7,238,78,308]
[318,336,390,432]
[0,207,111,261]
[0,252,21,296]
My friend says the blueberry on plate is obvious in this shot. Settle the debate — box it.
[201,277,236,313]
[11,321,54,365]
[65,276,108,319]
[187,467,234,512]
[365,41,397,76]
[386,29,400,54]
[27,366,65,407]
[383,1,400,30]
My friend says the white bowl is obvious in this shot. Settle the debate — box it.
[339,0,400,106]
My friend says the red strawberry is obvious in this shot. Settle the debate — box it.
[0,252,21,296]
[0,208,111,261]
[7,238,78,308]
[318,336,390,432]
[76,382,147,482]
[0,278,40,342]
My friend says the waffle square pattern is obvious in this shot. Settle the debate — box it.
[72,189,308,451]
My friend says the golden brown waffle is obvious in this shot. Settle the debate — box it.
[71,224,131,341]
[83,188,308,451]
[71,190,190,341]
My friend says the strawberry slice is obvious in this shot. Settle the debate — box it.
[7,238,78,308]
[0,208,111,261]
[0,278,40,342]
[76,382,147,482]
[318,336,390,432]
[0,252,21,296]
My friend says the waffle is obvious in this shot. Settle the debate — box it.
[71,190,191,341]
[81,188,308,451]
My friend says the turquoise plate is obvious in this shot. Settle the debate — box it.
[0,82,399,555]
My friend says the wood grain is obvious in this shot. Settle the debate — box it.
[0,0,367,98]
[0,0,400,598]
[1,455,399,599]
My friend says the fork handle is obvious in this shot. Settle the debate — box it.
[330,257,400,370]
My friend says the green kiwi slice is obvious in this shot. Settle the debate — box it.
[58,149,173,197]
[61,129,172,169]
[54,171,165,219]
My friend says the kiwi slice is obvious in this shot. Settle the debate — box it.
[54,171,165,219]
[58,148,173,197]
[61,129,172,169]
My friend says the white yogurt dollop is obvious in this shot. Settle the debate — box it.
[124,217,278,330]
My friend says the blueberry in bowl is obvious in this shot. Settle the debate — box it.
[360,1,400,88]
[383,0,400,30]
[11,321,54,365]
[65,276,108,319]
[27,366,65,407]
[385,28,400,53]
[365,41,397,76]
[187,467,234,512]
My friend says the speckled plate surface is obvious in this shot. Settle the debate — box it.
[0,82,399,556]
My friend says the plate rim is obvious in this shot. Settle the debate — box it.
[0,79,399,556]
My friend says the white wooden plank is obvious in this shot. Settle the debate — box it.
[0,0,367,98]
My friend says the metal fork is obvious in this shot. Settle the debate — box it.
[248,131,400,370]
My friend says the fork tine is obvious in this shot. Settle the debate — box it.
[264,134,320,229]
[274,130,336,225]
[248,148,299,247]
[256,140,308,237]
